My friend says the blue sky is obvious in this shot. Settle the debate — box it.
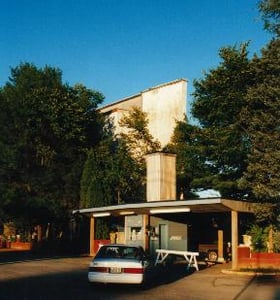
[1,0,271,121]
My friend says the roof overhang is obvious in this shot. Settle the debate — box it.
[73,198,255,217]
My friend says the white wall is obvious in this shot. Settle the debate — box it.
[142,79,187,147]
[99,79,187,148]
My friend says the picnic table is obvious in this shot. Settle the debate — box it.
[155,249,199,271]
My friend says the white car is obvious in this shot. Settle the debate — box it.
[88,244,156,285]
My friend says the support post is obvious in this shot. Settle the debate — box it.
[36,225,42,242]
[217,230,225,263]
[231,210,238,270]
[89,216,95,256]
[143,214,149,252]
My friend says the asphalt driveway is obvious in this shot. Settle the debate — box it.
[0,251,280,300]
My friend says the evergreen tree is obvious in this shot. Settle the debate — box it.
[239,39,280,202]
[259,0,280,37]
[185,44,254,199]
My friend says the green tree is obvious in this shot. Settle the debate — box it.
[259,0,280,36]
[119,107,161,165]
[80,107,160,210]
[80,137,145,208]
[80,143,114,208]
[239,5,280,247]
[118,107,161,200]
[182,44,254,199]
[165,119,209,199]
[239,39,280,202]
[0,63,104,232]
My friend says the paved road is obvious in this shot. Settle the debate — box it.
[0,253,279,300]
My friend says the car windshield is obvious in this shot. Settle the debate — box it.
[95,245,145,260]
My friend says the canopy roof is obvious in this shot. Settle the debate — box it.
[73,198,255,217]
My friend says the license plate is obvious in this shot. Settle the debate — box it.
[110,267,122,274]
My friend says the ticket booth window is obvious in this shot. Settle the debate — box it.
[130,227,142,241]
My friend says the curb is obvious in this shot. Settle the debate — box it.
[221,269,280,276]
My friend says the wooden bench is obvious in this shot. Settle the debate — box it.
[155,249,199,271]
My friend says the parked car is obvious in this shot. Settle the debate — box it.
[198,243,232,262]
[88,244,156,285]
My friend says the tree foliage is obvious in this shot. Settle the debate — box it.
[119,107,161,164]
[169,1,280,203]
[80,137,145,208]
[192,43,253,128]
[169,44,254,199]
[0,63,104,228]
[80,107,161,208]
[259,0,280,36]
[165,119,210,198]
[239,39,280,201]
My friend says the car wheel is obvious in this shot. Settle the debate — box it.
[208,250,218,261]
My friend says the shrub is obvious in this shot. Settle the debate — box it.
[273,231,280,253]
[247,225,267,252]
